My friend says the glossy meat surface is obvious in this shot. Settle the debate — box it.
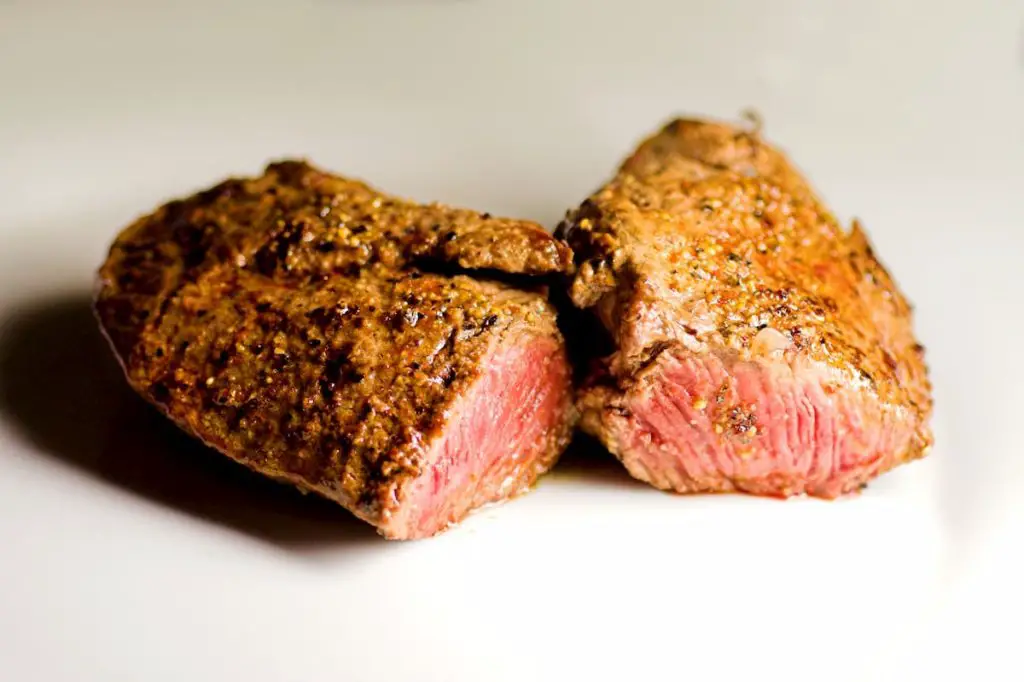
[96,161,575,538]
[557,118,933,496]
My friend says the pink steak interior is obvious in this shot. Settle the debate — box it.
[382,335,572,539]
[600,347,913,498]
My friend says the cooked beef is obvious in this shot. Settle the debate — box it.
[95,160,575,539]
[556,118,933,498]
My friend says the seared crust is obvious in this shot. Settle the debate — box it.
[97,160,571,359]
[95,160,573,527]
[558,117,933,465]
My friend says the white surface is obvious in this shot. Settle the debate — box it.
[0,1,1021,680]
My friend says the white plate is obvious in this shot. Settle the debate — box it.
[1,2,1021,680]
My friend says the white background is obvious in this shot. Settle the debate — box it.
[1,1,1021,680]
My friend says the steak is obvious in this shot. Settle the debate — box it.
[95,160,575,539]
[556,118,933,498]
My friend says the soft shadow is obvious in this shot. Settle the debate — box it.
[549,432,648,489]
[0,292,380,550]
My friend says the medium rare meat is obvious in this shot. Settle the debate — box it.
[556,118,933,498]
[95,160,575,539]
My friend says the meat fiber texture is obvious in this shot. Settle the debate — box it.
[556,118,933,498]
[95,160,576,539]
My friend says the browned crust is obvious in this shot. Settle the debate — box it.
[557,116,933,465]
[94,160,574,532]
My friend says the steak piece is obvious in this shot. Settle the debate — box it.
[556,118,933,498]
[95,160,575,539]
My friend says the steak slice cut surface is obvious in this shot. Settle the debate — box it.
[557,118,933,498]
[95,160,575,539]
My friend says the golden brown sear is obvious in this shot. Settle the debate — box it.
[96,161,575,539]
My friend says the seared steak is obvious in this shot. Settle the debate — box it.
[556,118,933,498]
[95,160,575,539]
